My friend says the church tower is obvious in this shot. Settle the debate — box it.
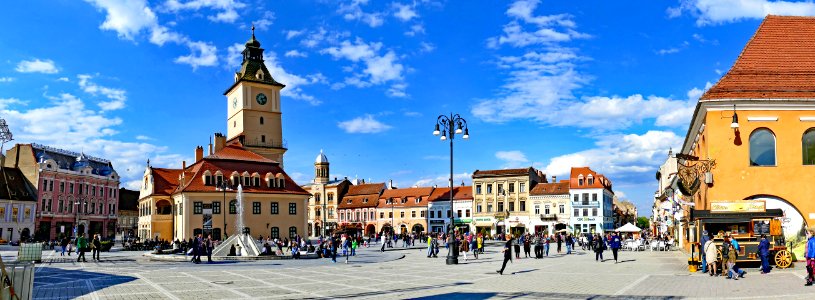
[224,26,287,163]
[314,150,329,184]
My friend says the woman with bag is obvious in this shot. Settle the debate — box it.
[460,234,469,261]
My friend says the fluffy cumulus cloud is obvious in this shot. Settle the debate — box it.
[0,77,15,82]
[338,0,385,27]
[542,130,684,184]
[83,0,218,69]
[668,0,815,25]
[413,172,471,188]
[495,150,530,168]
[474,0,708,131]
[77,74,127,111]
[284,50,307,58]
[337,115,392,133]
[0,92,186,189]
[226,43,325,105]
[392,2,418,21]
[15,59,59,74]
[161,0,247,23]
[321,38,407,97]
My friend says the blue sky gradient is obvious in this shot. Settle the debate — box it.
[2,0,811,215]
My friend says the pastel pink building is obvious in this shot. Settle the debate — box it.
[4,144,120,240]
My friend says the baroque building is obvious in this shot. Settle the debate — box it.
[471,167,545,236]
[302,150,351,237]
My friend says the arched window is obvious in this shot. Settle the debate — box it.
[229,200,237,214]
[803,128,815,165]
[750,128,776,166]
[315,194,321,204]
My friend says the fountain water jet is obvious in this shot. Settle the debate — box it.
[212,184,261,256]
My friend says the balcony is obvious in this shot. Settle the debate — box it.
[242,138,287,150]
[540,214,557,221]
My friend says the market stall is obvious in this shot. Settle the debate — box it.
[691,200,791,269]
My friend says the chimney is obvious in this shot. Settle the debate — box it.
[552,175,557,183]
[195,146,204,162]
[388,179,393,189]
[214,133,226,152]
[182,160,186,170]
[208,136,213,155]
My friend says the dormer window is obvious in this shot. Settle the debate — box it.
[578,175,584,186]
[347,199,352,204]
[588,175,594,186]
[363,198,368,203]
[256,70,265,80]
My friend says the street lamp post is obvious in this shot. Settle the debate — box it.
[215,180,232,240]
[322,194,327,238]
[432,113,469,265]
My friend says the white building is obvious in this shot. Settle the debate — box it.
[568,167,614,234]
[427,186,473,233]
[529,179,570,235]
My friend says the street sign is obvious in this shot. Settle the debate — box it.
[60,225,65,233]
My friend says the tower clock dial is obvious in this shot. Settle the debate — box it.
[256,93,267,105]
[232,97,238,109]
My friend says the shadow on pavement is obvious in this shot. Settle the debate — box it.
[307,281,475,299]
[410,291,684,300]
[34,267,137,299]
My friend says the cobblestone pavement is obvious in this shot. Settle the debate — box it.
[31,244,815,300]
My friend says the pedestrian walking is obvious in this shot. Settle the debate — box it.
[704,232,718,277]
[91,234,102,261]
[566,234,573,254]
[610,232,621,263]
[380,233,387,252]
[60,237,69,256]
[721,236,737,279]
[470,234,478,260]
[477,234,484,254]
[513,235,521,259]
[76,233,88,262]
[351,238,358,256]
[556,234,562,253]
[544,234,550,257]
[205,235,213,263]
[593,234,605,262]
[700,230,710,273]
[804,228,815,286]
[523,234,531,258]
[496,234,513,275]
[757,234,771,274]
[460,235,469,261]
[534,234,543,259]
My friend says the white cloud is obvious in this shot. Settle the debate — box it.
[83,0,220,69]
[668,0,815,25]
[162,0,247,23]
[15,59,59,74]
[251,11,275,30]
[656,48,681,55]
[419,42,435,53]
[542,130,684,184]
[284,50,308,58]
[286,30,304,40]
[337,115,392,133]
[57,77,70,82]
[507,0,575,27]
[77,74,127,111]
[393,2,418,21]
[495,150,529,168]
[321,38,407,96]
[1,92,187,188]
[136,135,153,140]
[225,43,322,104]
[0,77,14,83]
[0,98,27,110]
[338,0,385,27]
[174,41,218,69]
[405,23,426,36]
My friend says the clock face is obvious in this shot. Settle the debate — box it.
[256,93,267,105]
[232,97,238,109]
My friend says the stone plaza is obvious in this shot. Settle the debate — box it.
[27,243,815,300]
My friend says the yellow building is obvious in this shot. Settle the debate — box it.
[471,168,545,236]
[302,150,351,237]
[137,29,310,241]
[680,16,815,243]
[376,186,435,234]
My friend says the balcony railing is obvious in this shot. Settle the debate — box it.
[242,138,287,149]
[540,214,557,221]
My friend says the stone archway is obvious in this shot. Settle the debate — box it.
[366,224,375,236]
[745,195,807,239]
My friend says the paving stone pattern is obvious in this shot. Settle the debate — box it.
[31,244,815,299]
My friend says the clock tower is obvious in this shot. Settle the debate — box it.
[224,27,287,163]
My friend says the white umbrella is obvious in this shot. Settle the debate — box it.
[615,222,642,233]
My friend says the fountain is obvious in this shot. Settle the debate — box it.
[212,185,262,257]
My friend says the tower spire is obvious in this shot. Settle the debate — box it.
[251,23,255,39]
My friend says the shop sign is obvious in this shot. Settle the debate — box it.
[454,218,472,224]
[429,220,445,225]
[711,201,765,213]
[474,217,493,222]
[575,217,597,222]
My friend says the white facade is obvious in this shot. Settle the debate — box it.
[427,200,449,233]
[529,194,570,235]
[452,199,473,232]
[569,187,614,234]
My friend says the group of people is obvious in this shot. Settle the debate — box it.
[701,231,748,280]
[314,233,358,263]
[54,233,103,262]
[187,233,215,263]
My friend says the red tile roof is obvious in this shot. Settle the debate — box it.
[427,186,473,202]
[346,183,385,196]
[569,167,612,190]
[529,182,569,195]
[337,194,381,209]
[377,187,435,208]
[206,143,275,163]
[150,168,182,196]
[702,15,815,100]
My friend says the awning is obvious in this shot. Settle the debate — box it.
[692,209,783,221]
[496,221,505,226]
[475,222,493,227]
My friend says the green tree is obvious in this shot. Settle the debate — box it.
[636,217,650,230]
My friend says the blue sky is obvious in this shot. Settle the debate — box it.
[1,0,811,215]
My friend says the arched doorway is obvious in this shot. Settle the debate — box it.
[745,195,807,238]
[366,224,376,236]
[21,228,31,242]
[155,200,172,215]
[77,224,86,236]
[381,224,392,235]
[314,224,321,237]
[412,224,424,233]
[399,224,408,234]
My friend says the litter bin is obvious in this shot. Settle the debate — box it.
[17,243,43,263]
[1,262,34,300]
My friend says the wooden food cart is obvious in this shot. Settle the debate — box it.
[692,200,792,269]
